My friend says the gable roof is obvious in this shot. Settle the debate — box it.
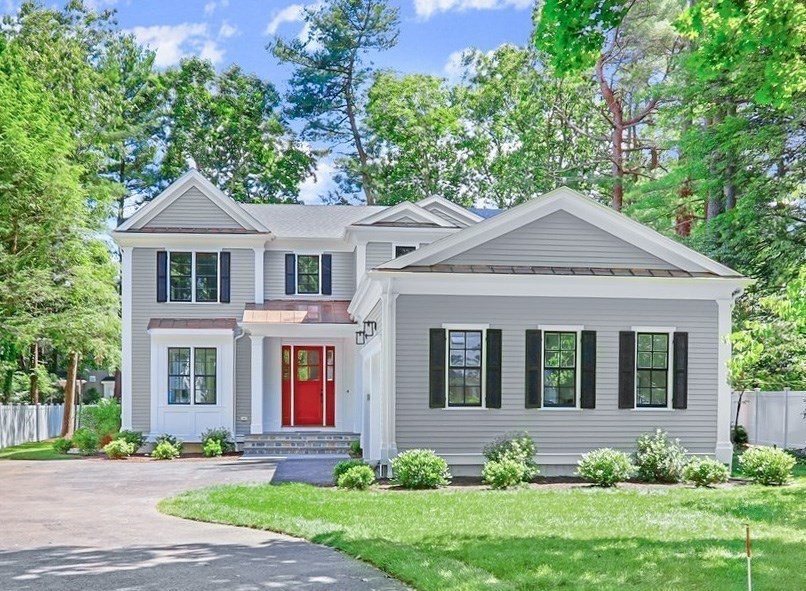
[352,200,458,228]
[379,187,742,277]
[417,195,484,227]
[242,204,384,238]
[118,170,270,233]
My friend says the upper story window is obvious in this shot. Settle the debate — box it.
[543,331,577,407]
[297,255,320,294]
[636,333,669,408]
[395,245,417,258]
[168,252,219,303]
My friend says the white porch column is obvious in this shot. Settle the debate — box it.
[379,280,398,464]
[120,246,133,430]
[250,335,265,434]
[715,298,733,463]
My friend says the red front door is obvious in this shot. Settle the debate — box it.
[293,347,323,426]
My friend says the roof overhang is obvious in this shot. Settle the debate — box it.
[417,195,484,226]
[112,231,270,249]
[349,200,457,228]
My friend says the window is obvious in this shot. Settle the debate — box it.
[326,348,335,382]
[395,245,416,258]
[168,252,219,302]
[636,333,669,407]
[447,330,483,407]
[543,331,577,407]
[296,348,320,381]
[297,255,320,294]
[167,347,217,405]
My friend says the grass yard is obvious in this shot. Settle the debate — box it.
[0,439,79,460]
[161,468,806,591]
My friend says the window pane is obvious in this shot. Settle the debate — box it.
[559,387,575,406]
[652,352,668,369]
[193,348,216,404]
[465,387,481,405]
[448,368,464,388]
[544,369,558,387]
[168,347,191,404]
[195,377,216,404]
[637,370,651,389]
[651,388,667,406]
[651,370,666,388]
[560,350,575,368]
[465,331,482,350]
[653,334,668,351]
[298,274,319,294]
[545,352,560,368]
[450,331,465,347]
[169,252,192,302]
[465,349,481,367]
[637,333,653,351]
[545,333,560,351]
[637,351,652,369]
[560,333,576,350]
[544,386,558,405]
[636,333,669,408]
[195,253,218,302]
[449,350,465,367]
[465,369,481,387]
[637,388,651,406]
[448,386,465,405]
[395,245,416,258]
[557,369,575,387]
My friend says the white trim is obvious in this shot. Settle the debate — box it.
[164,250,222,304]
[443,325,487,410]
[442,323,490,330]
[380,282,397,461]
[539,326,583,410]
[121,246,133,430]
[294,253,323,296]
[631,325,677,333]
[417,195,483,225]
[250,336,264,434]
[715,299,733,463]
[354,200,456,228]
[112,232,269,249]
[632,328,675,410]
[118,169,269,233]
[381,187,742,276]
[243,322,356,339]
[148,328,235,336]
[253,247,265,303]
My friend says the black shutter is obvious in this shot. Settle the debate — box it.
[156,251,167,302]
[580,330,596,409]
[672,332,689,409]
[618,331,636,409]
[485,329,502,409]
[429,328,446,408]
[285,253,296,295]
[525,330,542,408]
[219,251,231,303]
[321,254,332,295]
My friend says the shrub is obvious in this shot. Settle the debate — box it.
[72,427,100,455]
[155,434,183,454]
[79,399,121,441]
[391,449,451,489]
[114,430,146,453]
[203,439,223,457]
[337,464,376,490]
[683,458,730,487]
[732,425,749,446]
[152,441,180,460]
[482,431,539,481]
[334,459,367,481]
[739,446,795,485]
[633,429,688,483]
[200,428,234,454]
[349,440,362,458]
[482,459,528,489]
[103,439,135,459]
[52,437,73,454]
[82,387,102,405]
[577,448,634,487]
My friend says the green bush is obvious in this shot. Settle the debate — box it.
[683,458,730,487]
[114,430,146,453]
[155,434,183,454]
[200,428,234,454]
[82,387,102,405]
[349,440,362,458]
[482,459,528,489]
[577,448,635,487]
[739,446,795,485]
[72,427,100,455]
[482,431,539,482]
[334,459,367,481]
[152,441,181,460]
[203,439,223,457]
[732,425,749,446]
[633,429,688,483]
[79,399,121,441]
[337,464,375,490]
[52,437,73,454]
[391,449,451,489]
[103,439,135,459]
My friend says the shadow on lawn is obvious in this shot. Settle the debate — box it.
[312,531,803,591]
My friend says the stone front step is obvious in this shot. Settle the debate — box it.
[242,431,359,457]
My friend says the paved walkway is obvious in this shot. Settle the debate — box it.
[0,457,405,591]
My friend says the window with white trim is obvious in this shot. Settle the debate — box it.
[636,333,669,408]
[168,347,217,405]
[543,331,577,407]
[447,329,483,407]
[394,245,416,258]
[169,252,219,302]
[297,254,320,294]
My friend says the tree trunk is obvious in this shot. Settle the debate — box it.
[611,125,624,212]
[723,102,737,210]
[61,351,80,437]
[30,342,39,405]
[676,180,694,237]
[344,70,374,205]
[734,389,745,438]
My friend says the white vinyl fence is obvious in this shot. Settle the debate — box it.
[0,404,64,449]
[732,389,806,449]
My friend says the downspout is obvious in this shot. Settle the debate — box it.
[233,327,246,447]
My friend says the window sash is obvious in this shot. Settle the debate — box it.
[636,332,669,407]
[194,253,219,303]
[447,329,483,407]
[168,347,217,405]
[193,348,217,405]
[168,347,191,404]
[169,253,192,302]
[543,331,577,407]
[168,252,219,303]
[297,255,320,294]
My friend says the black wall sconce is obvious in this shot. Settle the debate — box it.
[355,331,366,345]
[363,320,377,337]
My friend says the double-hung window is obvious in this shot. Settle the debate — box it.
[168,347,217,405]
[636,333,669,408]
[297,255,320,294]
[447,329,483,407]
[543,331,578,407]
[168,252,219,302]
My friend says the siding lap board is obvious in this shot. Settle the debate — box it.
[395,295,718,456]
[264,250,355,299]
[143,187,245,229]
[366,242,393,271]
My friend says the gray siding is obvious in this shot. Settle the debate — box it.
[395,295,718,457]
[142,187,245,230]
[130,247,254,432]
[445,210,677,269]
[265,250,355,299]
[235,335,251,436]
[366,242,393,270]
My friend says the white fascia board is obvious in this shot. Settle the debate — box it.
[242,322,357,338]
[148,329,236,338]
[383,187,742,277]
[417,195,484,225]
[118,170,270,233]
[352,200,456,228]
[112,231,270,249]
[348,275,384,320]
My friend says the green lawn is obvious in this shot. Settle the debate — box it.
[0,439,79,460]
[161,468,806,591]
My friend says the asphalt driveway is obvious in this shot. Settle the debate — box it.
[0,457,405,591]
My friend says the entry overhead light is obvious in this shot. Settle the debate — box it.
[363,320,376,337]
[355,331,366,345]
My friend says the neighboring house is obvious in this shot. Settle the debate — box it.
[113,170,749,473]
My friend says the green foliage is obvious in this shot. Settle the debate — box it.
[103,438,135,459]
[482,431,539,481]
[633,430,688,483]
[72,427,100,455]
[115,430,146,452]
[349,440,362,458]
[202,439,223,458]
[740,447,796,485]
[482,459,529,490]
[732,425,749,446]
[155,434,184,454]
[79,399,121,441]
[200,428,234,454]
[337,464,376,490]
[152,441,181,460]
[334,459,367,481]
[52,437,73,454]
[683,458,730,487]
[577,448,635,487]
[391,449,451,489]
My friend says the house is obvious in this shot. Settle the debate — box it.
[112,170,749,474]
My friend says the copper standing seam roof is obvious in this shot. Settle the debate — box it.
[376,265,736,278]
[147,318,239,330]
[243,300,355,325]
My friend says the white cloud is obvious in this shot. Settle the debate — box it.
[298,159,337,204]
[203,0,229,16]
[218,20,239,39]
[84,0,119,11]
[414,0,532,20]
[128,23,227,68]
[443,50,469,83]
[265,3,307,36]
